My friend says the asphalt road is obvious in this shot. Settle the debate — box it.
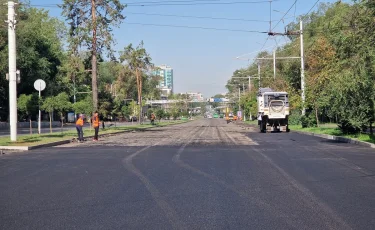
[1,118,375,230]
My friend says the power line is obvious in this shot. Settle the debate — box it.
[126,0,222,4]
[29,0,278,8]
[259,36,270,53]
[126,12,272,22]
[305,0,320,16]
[126,0,278,6]
[125,22,268,33]
[272,0,297,31]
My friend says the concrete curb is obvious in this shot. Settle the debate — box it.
[293,130,375,149]
[0,121,190,151]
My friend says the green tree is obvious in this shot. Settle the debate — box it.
[61,0,126,111]
[98,91,113,121]
[120,42,153,124]
[73,96,94,118]
[155,109,164,123]
[54,92,72,131]
[305,37,337,127]
[0,5,65,119]
[164,111,171,120]
[18,94,38,121]
[41,96,57,133]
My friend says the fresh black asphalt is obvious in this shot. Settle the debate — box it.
[1,119,375,230]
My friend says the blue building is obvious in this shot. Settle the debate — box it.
[154,65,173,96]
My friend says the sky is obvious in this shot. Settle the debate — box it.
[30,0,345,97]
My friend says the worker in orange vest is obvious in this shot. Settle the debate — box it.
[92,111,101,141]
[75,114,84,142]
[150,113,155,125]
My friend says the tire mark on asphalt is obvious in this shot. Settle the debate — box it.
[299,144,375,177]
[215,126,226,145]
[173,124,300,230]
[249,146,352,230]
[123,123,202,230]
[220,126,304,229]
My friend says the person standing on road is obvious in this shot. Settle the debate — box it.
[92,111,100,141]
[76,114,84,143]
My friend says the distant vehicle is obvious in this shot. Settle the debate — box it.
[128,116,137,122]
[207,114,212,119]
[226,114,234,124]
[213,113,219,118]
[219,114,224,118]
[257,88,290,133]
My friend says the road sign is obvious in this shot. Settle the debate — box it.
[34,79,46,135]
[34,79,46,91]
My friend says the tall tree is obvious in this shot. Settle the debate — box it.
[61,0,126,111]
[120,42,153,124]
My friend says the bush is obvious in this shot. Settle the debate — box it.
[288,110,302,125]
[155,109,165,121]
[338,120,361,134]
[164,112,171,120]
[301,112,317,128]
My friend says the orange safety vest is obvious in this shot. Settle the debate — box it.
[92,116,100,127]
[76,118,83,126]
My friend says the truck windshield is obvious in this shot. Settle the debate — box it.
[264,94,289,107]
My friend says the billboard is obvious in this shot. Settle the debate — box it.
[237,111,242,118]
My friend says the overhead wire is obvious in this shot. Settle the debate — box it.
[305,0,320,16]
[29,0,279,8]
[125,22,268,33]
[271,0,297,31]
[126,12,272,22]
[126,0,279,6]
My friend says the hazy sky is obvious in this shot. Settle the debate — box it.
[31,0,345,97]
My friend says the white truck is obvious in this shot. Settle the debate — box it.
[257,88,290,133]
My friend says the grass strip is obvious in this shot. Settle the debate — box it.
[289,124,375,144]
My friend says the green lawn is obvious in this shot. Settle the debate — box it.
[0,120,188,147]
[244,120,258,125]
[290,124,375,144]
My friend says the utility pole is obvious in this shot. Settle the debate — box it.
[91,0,98,112]
[238,87,241,112]
[73,75,76,103]
[300,20,306,116]
[273,49,276,79]
[248,76,251,93]
[7,1,17,142]
[258,62,261,88]
[266,19,305,115]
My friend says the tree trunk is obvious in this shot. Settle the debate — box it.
[91,0,98,112]
[61,113,64,133]
[49,112,52,133]
[29,116,32,135]
[136,69,141,125]
[315,106,319,127]
[140,74,143,125]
